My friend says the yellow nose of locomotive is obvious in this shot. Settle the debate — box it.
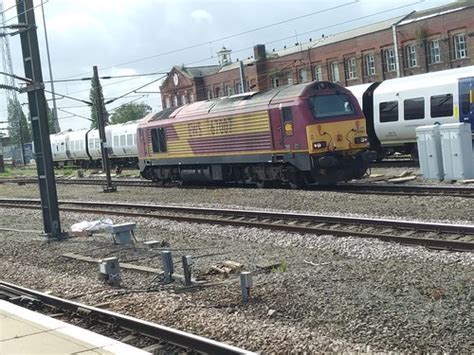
[306,118,368,155]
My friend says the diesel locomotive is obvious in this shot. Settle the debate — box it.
[138,81,371,186]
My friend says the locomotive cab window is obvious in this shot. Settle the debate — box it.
[282,106,294,136]
[379,101,399,122]
[404,97,425,120]
[430,94,453,118]
[308,93,355,119]
[151,127,167,153]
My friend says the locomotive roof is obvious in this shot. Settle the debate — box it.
[141,81,346,126]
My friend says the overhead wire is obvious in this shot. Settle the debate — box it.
[56,1,359,80]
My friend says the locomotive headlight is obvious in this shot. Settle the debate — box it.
[354,136,368,144]
[312,141,327,149]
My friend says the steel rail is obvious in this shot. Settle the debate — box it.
[0,281,254,355]
[0,177,473,197]
[0,198,472,252]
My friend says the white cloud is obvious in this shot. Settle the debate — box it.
[190,9,213,24]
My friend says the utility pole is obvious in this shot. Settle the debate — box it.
[16,0,62,237]
[93,66,116,193]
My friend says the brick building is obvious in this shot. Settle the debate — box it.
[160,1,474,109]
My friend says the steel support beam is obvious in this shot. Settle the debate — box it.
[16,0,62,237]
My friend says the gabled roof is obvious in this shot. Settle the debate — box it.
[176,65,220,79]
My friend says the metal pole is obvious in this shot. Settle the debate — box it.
[40,0,59,132]
[239,60,246,93]
[16,0,62,237]
[161,251,174,283]
[92,66,116,193]
[240,271,253,303]
[18,111,25,165]
[392,24,401,78]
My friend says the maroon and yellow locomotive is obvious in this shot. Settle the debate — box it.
[138,81,371,187]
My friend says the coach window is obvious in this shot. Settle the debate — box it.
[379,101,398,122]
[404,97,425,120]
[431,94,453,118]
[151,128,167,153]
[282,107,294,136]
[113,135,119,147]
[127,134,133,146]
[461,92,470,115]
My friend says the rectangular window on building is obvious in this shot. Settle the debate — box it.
[272,77,280,88]
[314,65,322,81]
[429,40,441,64]
[287,72,294,85]
[330,62,340,82]
[207,90,212,100]
[181,94,187,105]
[404,97,425,120]
[406,44,417,67]
[379,101,398,122]
[454,34,467,59]
[431,94,453,117]
[298,68,309,83]
[364,54,375,76]
[384,48,396,72]
[346,58,357,80]
[165,97,171,109]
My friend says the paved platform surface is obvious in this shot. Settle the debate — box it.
[0,300,149,354]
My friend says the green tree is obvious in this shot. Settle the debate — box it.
[89,75,109,129]
[7,98,31,144]
[110,102,152,124]
[47,106,58,134]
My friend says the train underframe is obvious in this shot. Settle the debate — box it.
[54,157,138,169]
[140,151,370,188]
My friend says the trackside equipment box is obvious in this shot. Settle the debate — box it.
[439,123,474,180]
[416,125,444,180]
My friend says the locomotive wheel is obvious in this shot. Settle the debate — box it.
[288,172,310,189]
[256,180,267,188]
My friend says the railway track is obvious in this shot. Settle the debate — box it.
[0,198,472,252]
[0,281,253,354]
[369,159,419,168]
[0,177,473,198]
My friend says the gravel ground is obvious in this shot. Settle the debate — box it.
[0,178,472,224]
[1,202,473,353]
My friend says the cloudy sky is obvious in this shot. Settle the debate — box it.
[1,0,450,133]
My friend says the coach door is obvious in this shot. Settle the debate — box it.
[459,77,474,131]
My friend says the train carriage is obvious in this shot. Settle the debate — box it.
[138,81,371,186]
[348,66,474,158]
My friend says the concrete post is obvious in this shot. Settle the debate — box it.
[182,255,193,286]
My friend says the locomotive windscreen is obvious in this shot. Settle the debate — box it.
[308,93,355,119]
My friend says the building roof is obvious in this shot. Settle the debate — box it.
[178,65,220,79]
[268,14,408,59]
[400,1,472,24]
